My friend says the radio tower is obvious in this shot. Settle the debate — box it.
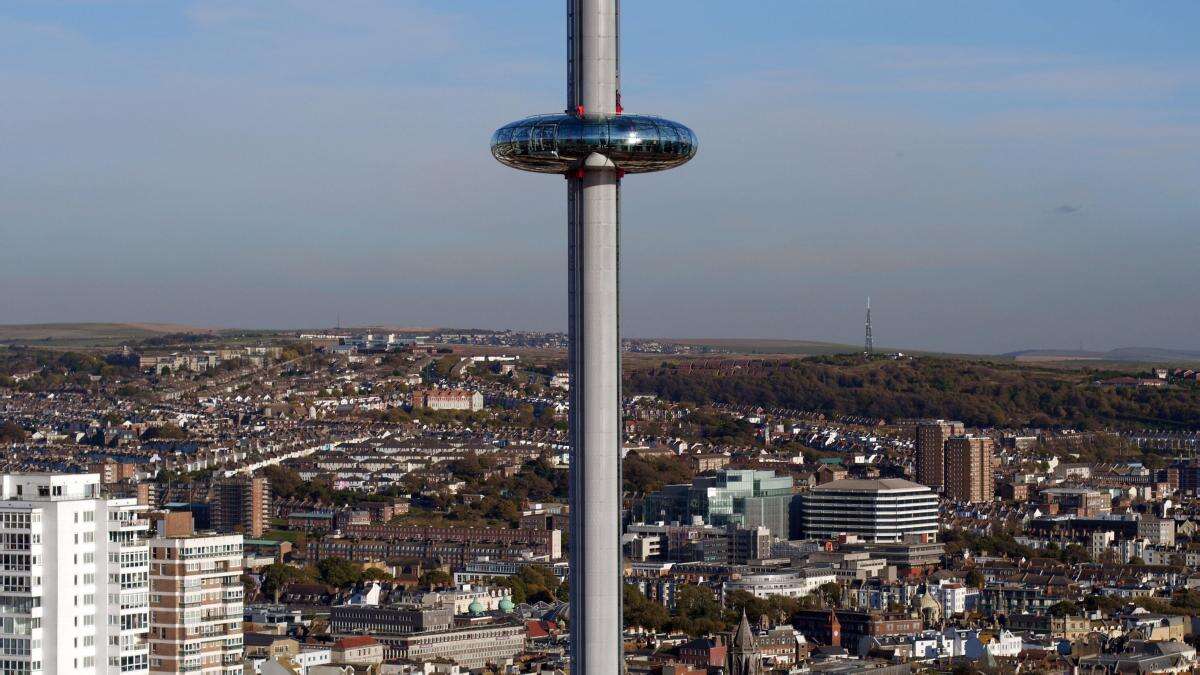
[490,2,697,672]
[864,297,874,355]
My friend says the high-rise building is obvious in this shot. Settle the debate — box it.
[799,478,939,543]
[490,1,698,670]
[642,469,794,540]
[0,472,151,675]
[148,512,244,675]
[211,477,268,538]
[944,435,994,503]
[914,419,965,491]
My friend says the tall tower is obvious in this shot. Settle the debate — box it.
[864,296,873,355]
[945,435,995,503]
[491,3,697,672]
[914,419,965,491]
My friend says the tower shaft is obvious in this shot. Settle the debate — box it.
[494,2,694,670]
[568,170,621,674]
[567,2,623,673]
[568,0,619,116]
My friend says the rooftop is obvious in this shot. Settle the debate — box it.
[811,478,932,493]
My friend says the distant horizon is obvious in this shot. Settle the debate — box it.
[2,2,1198,354]
[2,320,1198,358]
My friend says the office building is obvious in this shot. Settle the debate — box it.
[799,478,939,543]
[642,469,794,540]
[490,0,698,669]
[148,512,244,675]
[944,435,994,503]
[0,472,151,675]
[211,477,269,538]
[914,419,964,491]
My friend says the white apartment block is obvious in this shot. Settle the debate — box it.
[148,513,243,675]
[0,472,151,675]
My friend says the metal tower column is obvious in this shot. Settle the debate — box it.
[491,1,696,670]
[568,1,622,673]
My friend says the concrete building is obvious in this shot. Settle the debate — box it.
[0,472,151,675]
[340,619,526,669]
[799,479,939,543]
[212,476,269,538]
[490,1,698,670]
[1038,487,1112,517]
[914,420,964,491]
[148,512,244,675]
[722,569,839,601]
[944,435,994,503]
[1138,516,1176,546]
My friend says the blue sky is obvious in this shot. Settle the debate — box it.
[1,1,1197,353]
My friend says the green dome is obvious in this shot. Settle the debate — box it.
[498,597,515,613]
[468,599,485,616]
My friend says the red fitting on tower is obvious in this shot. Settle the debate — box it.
[572,167,586,179]
[575,105,586,118]
[615,92,623,115]
[616,168,626,180]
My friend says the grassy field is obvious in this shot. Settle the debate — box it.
[0,322,215,348]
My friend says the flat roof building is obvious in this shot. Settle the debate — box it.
[799,479,938,543]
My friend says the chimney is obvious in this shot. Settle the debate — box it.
[158,510,195,537]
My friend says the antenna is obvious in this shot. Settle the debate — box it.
[864,296,874,356]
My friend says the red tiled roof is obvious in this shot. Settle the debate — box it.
[334,636,379,648]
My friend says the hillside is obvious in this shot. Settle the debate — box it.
[1006,347,1200,364]
[626,354,1200,430]
[0,323,213,348]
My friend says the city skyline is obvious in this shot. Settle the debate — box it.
[3,1,1199,354]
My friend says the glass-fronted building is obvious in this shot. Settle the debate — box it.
[642,469,794,540]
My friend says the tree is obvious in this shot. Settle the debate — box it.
[671,584,724,636]
[0,421,26,444]
[1048,600,1078,618]
[624,584,670,632]
[419,570,453,589]
[260,563,314,597]
[725,589,770,625]
[964,569,985,590]
[261,465,308,501]
[816,582,844,608]
[143,423,188,440]
[361,567,394,582]
[317,558,363,588]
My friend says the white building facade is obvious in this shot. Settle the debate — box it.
[799,479,939,543]
[0,472,151,675]
[722,569,838,601]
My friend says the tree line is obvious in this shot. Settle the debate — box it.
[626,356,1200,429]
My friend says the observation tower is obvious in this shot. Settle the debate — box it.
[491,1,697,672]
